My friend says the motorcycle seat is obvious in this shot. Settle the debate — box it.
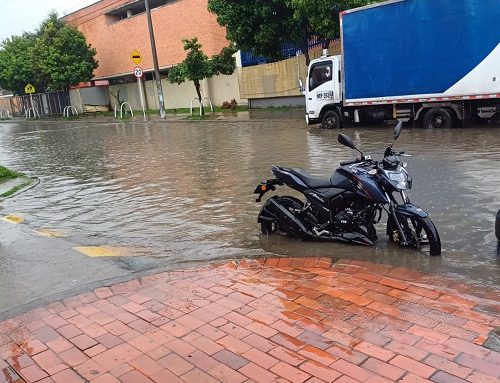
[283,167,333,189]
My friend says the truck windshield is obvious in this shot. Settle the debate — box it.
[309,62,333,91]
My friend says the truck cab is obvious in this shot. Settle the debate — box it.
[305,55,342,127]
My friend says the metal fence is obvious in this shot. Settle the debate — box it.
[241,37,329,67]
[11,90,70,117]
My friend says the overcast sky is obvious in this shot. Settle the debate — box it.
[0,0,101,42]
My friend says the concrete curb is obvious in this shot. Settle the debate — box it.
[0,176,33,198]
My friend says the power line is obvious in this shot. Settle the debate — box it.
[62,0,129,25]
[0,0,126,40]
[0,0,15,10]
[60,0,101,16]
[0,0,97,39]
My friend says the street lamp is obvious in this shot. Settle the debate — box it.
[144,0,166,119]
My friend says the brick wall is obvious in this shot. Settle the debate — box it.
[63,0,229,79]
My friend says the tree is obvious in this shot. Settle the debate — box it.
[33,12,98,91]
[0,33,37,95]
[168,38,236,115]
[207,0,295,61]
[208,0,381,65]
[0,12,98,94]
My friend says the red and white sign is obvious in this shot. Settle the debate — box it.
[134,66,143,78]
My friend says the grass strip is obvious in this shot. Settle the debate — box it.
[0,166,22,182]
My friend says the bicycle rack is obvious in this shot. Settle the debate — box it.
[190,97,214,116]
[0,109,11,119]
[25,107,40,119]
[63,106,79,118]
[119,102,134,119]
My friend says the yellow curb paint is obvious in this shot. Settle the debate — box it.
[35,228,67,238]
[2,214,24,224]
[73,246,133,257]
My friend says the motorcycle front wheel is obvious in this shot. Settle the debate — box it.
[390,216,441,256]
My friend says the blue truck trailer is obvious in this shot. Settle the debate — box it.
[304,0,500,128]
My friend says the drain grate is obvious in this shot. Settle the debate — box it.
[484,328,500,352]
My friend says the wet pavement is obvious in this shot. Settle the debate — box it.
[0,257,498,383]
[0,116,499,317]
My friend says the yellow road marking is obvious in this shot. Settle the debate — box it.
[2,214,24,224]
[73,246,138,257]
[35,228,67,238]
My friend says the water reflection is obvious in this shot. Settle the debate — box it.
[0,120,498,286]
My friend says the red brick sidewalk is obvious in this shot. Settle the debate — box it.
[1,258,499,383]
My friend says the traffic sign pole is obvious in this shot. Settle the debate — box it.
[134,66,146,120]
[24,83,36,109]
[138,77,146,120]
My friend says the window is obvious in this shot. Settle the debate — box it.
[309,62,333,91]
[106,0,174,24]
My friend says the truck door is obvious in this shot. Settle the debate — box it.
[306,58,340,124]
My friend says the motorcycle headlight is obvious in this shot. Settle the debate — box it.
[388,171,409,190]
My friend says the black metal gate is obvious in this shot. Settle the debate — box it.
[14,90,70,117]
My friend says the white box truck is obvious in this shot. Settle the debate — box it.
[304,0,500,128]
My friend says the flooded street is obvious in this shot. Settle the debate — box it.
[0,116,499,314]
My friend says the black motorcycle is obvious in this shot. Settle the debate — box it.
[254,122,441,256]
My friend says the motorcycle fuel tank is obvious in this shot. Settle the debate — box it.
[331,168,387,203]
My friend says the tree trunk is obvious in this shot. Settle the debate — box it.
[304,49,311,67]
[302,36,311,67]
[194,80,204,116]
[322,39,331,51]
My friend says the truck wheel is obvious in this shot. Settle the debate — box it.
[322,111,342,129]
[423,108,453,129]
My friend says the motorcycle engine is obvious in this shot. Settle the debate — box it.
[334,209,357,232]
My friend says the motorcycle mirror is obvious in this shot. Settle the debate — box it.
[338,133,355,149]
[394,121,403,141]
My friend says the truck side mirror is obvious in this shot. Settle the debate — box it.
[298,79,305,93]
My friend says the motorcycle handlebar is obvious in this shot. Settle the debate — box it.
[340,159,360,166]
[340,157,379,167]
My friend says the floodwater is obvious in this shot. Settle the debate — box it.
[0,116,499,292]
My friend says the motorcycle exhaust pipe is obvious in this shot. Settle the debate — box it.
[259,197,310,237]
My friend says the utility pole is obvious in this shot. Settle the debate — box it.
[144,0,166,119]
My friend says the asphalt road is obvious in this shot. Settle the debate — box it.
[0,117,499,319]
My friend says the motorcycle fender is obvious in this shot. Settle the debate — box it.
[395,204,429,219]
[257,196,309,236]
[387,204,428,237]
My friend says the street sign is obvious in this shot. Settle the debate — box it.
[133,66,146,120]
[134,66,143,78]
[25,83,35,94]
[130,49,143,65]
